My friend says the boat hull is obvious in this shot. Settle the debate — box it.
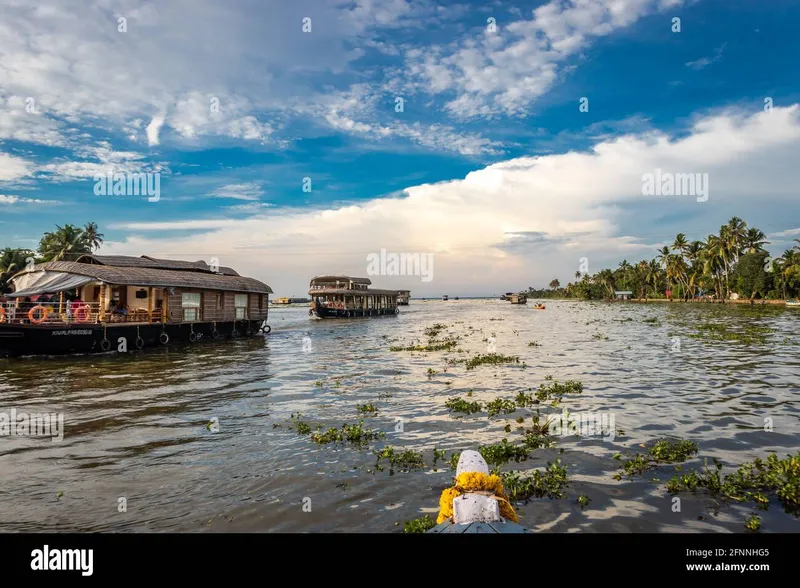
[427,518,531,533]
[310,306,399,319]
[0,320,268,358]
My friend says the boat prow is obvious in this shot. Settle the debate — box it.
[427,518,531,533]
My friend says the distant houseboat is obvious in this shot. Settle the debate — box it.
[397,290,411,305]
[507,293,527,304]
[0,254,272,358]
[442,295,449,301]
[273,297,310,305]
[308,276,401,318]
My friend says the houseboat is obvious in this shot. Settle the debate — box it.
[273,297,310,305]
[308,276,401,318]
[0,254,272,358]
[507,293,527,304]
[442,295,449,301]
[397,290,411,305]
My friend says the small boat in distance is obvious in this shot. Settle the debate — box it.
[787,299,800,307]
[442,295,449,301]
[308,276,401,318]
[507,293,527,304]
[273,296,309,305]
[532,302,546,310]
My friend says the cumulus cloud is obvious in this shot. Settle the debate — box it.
[100,105,800,296]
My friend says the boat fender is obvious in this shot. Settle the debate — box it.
[231,329,239,338]
[211,329,220,339]
[263,325,271,334]
[160,332,169,345]
[100,338,111,352]
[345,311,351,318]
[135,337,144,349]
[395,307,399,314]
[189,331,197,343]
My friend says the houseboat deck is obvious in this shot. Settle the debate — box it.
[308,276,402,318]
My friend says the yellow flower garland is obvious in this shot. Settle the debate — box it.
[436,472,518,524]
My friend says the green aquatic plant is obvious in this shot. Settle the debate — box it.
[374,446,426,474]
[666,452,800,516]
[642,317,660,325]
[465,353,520,371]
[577,495,591,509]
[432,447,447,471]
[501,460,569,502]
[615,439,699,480]
[403,515,436,533]
[291,413,312,435]
[424,324,448,338]
[478,439,530,467]
[444,397,483,415]
[311,421,384,447]
[314,380,323,388]
[486,398,517,417]
[592,332,609,340]
[744,514,761,532]
[357,402,378,416]
[536,380,583,400]
[528,341,541,347]
[390,339,458,352]
[689,322,771,345]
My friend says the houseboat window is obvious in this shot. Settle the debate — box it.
[216,292,223,310]
[182,292,202,321]
[235,293,248,319]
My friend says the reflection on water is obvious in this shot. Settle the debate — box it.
[1,301,798,532]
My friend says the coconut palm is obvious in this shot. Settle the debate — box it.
[83,222,104,252]
[0,248,35,293]
[38,224,91,261]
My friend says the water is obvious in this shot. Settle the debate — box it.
[1,300,798,532]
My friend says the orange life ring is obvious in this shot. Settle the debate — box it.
[28,305,49,324]
[74,305,91,322]
[0,307,5,323]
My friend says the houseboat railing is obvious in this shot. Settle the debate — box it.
[1,302,269,325]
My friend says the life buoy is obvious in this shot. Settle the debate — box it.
[74,306,90,322]
[135,337,144,349]
[189,331,197,343]
[28,305,49,324]
[263,325,271,334]
[0,307,5,323]
[395,307,400,314]
[211,329,220,339]
[231,329,239,338]
[345,310,351,317]
[160,332,169,345]
[100,338,111,351]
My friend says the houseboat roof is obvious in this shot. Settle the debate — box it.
[9,260,272,297]
[310,275,372,286]
[309,287,400,296]
[75,254,240,276]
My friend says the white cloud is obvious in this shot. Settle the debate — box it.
[0,194,60,205]
[0,153,35,181]
[401,0,689,119]
[686,42,727,70]
[146,114,166,146]
[211,183,264,201]
[100,105,800,295]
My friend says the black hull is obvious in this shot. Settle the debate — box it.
[310,306,399,319]
[0,320,269,358]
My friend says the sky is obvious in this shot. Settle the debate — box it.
[1,0,799,297]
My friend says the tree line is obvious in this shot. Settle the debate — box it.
[527,217,800,301]
[0,223,104,293]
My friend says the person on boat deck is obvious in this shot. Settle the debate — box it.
[70,296,84,311]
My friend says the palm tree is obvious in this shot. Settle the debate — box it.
[672,233,689,257]
[38,224,91,261]
[0,248,35,293]
[549,279,560,290]
[83,222,104,252]
[742,228,769,253]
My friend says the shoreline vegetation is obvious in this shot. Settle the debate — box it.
[527,217,800,304]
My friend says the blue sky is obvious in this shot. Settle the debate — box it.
[1,0,800,296]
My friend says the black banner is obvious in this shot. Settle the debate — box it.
[0,532,784,580]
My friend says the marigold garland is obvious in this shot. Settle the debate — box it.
[436,471,518,524]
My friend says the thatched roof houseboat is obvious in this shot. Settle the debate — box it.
[308,276,401,318]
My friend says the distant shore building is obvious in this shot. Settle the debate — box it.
[614,290,633,300]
